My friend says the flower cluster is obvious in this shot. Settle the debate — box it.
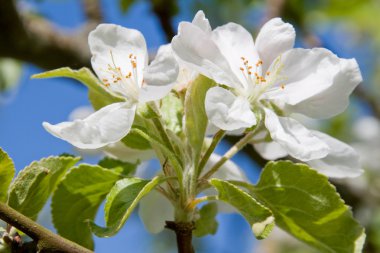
[41,10,364,235]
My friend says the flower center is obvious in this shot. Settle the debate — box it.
[238,56,286,104]
[100,50,140,102]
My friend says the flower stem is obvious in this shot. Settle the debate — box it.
[196,130,225,177]
[202,131,256,180]
[0,202,92,253]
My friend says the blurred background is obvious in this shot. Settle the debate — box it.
[0,0,379,252]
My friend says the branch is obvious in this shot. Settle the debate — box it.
[354,86,380,119]
[149,0,177,42]
[165,221,195,253]
[0,202,92,253]
[0,0,93,70]
[81,0,103,23]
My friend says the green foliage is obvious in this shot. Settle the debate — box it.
[32,67,123,110]
[122,125,152,150]
[119,0,135,13]
[160,92,184,134]
[90,176,166,237]
[211,179,275,239]
[247,161,365,253]
[98,157,137,177]
[51,164,123,249]
[0,148,15,202]
[7,156,80,220]
[184,75,215,161]
[194,202,218,237]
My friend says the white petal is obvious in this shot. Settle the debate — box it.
[172,22,241,89]
[307,131,363,178]
[140,45,179,102]
[191,10,211,33]
[43,102,136,149]
[205,87,256,131]
[286,58,362,118]
[264,48,361,119]
[255,18,295,72]
[264,108,329,161]
[202,153,247,213]
[89,24,148,97]
[138,190,174,234]
[211,22,259,90]
[253,138,288,160]
[103,141,155,163]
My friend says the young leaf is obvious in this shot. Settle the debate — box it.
[184,75,215,161]
[51,164,123,249]
[194,202,218,237]
[98,157,138,176]
[160,92,184,134]
[121,126,152,150]
[0,148,15,202]
[7,156,80,220]
[32,67,123,110]
[210,179,275,239]
[250,161,365,253]
[90,176,166,237]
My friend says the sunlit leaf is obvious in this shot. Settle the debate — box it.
[51,164,123,249]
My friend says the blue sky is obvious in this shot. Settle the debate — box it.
[0,1,262,252]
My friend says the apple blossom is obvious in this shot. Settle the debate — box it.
[43,24,179,149]
[172,11,362,164]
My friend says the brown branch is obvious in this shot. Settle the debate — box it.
[354,85,380,119]
[0,0,92,70]
[165,221,195,253]
[149,0,178,42]
[0,202,92,253]
[81,0,103,23]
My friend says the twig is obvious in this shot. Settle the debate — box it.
[354,86,380,119]
[149,0,177,42]
[165,221,195,253]
[0,202,92,253]
[81,0,103,23]
[0,0,91,70]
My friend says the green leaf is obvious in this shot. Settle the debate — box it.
[90,176,166,237]
[98,157,137,176]
[119,0,135,12]
[184,75,215,161]
[250,161,365,253]
[211,179,275,239]
[160,92,184,134]
[0,148,15,203]
[32,67,123,110]
[7,156,80,220]
[194,202,218,237]
[121,126,152,150]
[51,164,122,249]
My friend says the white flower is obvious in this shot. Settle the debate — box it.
[138,153,247,234]
[43,24,179,149]
[172,11,362,163]
[253,129,363,178]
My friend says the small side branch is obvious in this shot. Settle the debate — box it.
[0,202,92,253]
[165,221,195,253]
